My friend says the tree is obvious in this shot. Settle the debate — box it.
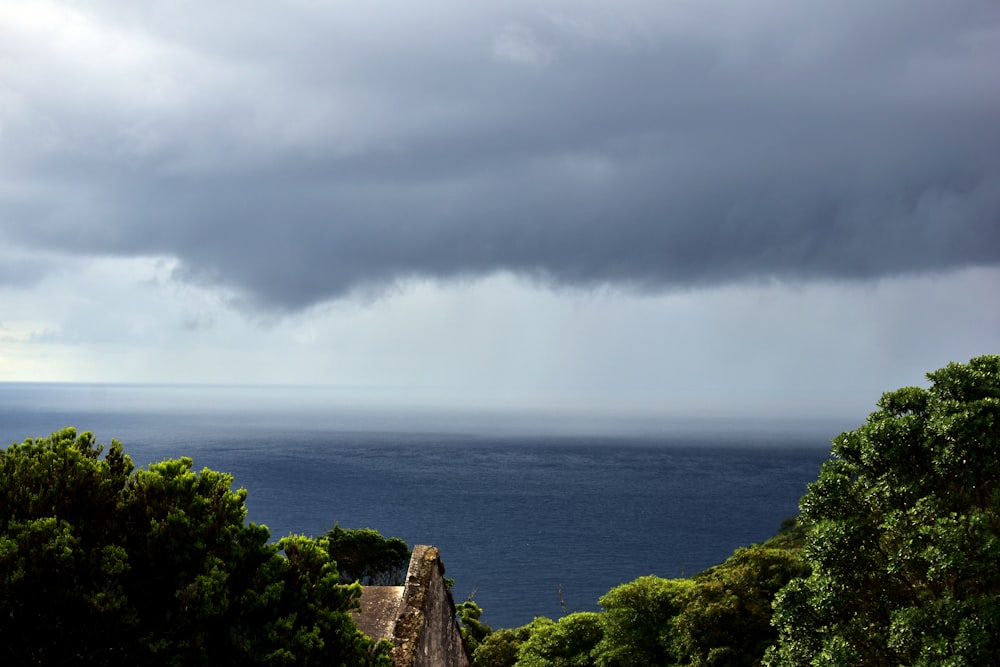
[672,545,809,666]
[457,599,494,656]
[766,355,1000,666]
[516,613,604,667]
[326,524,411,585]
[472,624,533,667]
[0,429,138,663]
[594,575,695,666]
[0,427,389,666]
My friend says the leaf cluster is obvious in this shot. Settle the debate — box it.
[472,541,808,667]
[326,524,411,586]
[767,354,1000,666]
[0,427,391,666]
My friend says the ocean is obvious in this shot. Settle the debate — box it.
[0,383,838,628]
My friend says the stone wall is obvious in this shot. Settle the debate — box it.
[353,545,470,667]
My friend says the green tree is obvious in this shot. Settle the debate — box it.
[516,613,604,667]
[672,545,809,667]
[237,533,380,665]
[766,355,1000,666]
[0,427,389,666]
[457,599,494,656]
[467,518,807,667]
[594,575,695,666]
[0,429,137,663]
[473,624,533,667]
[326,524,411,585]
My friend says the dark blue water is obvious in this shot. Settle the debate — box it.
[0,384,834,628]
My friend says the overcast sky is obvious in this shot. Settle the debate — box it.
[1,0,998,424]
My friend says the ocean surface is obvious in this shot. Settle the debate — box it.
[0,383,840,628]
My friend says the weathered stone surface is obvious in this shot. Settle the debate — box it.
[353,586,404,642]
[353,545,470,667]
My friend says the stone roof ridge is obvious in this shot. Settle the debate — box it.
[354,544,471,667]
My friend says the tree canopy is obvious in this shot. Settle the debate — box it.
[464,355,1000,667]
[6,355,998,666]
[469,533,808,667]
[326,524,411,586]
[0,428,390,666]
[766,354,1000,666]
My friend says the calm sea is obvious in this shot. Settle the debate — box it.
[0,383,839,628]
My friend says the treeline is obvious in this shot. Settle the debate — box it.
[3,355,999,666]
[459,355,1000,666]
[0,428,402,666]
[459,522,808,667]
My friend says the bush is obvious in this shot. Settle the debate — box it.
[0,428,389,666]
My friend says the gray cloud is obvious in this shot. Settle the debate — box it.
[1,0,998,309]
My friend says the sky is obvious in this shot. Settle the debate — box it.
[1,0,998,425]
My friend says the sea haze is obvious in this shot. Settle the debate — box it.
[0,383,837,628]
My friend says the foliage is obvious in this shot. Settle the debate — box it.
[326,524,411,585]
[458,599,494,655]
[473,624,534,667]
[516,613,604,667]
[0,427,390,666]
[762,516,807,552]
[673,545,810,666]
[594,575,694,666]
[766,355,1000,666]
[469,520,809,667]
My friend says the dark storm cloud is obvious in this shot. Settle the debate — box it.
[1,0,998,309]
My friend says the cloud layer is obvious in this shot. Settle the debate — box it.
[2,0,998,310]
